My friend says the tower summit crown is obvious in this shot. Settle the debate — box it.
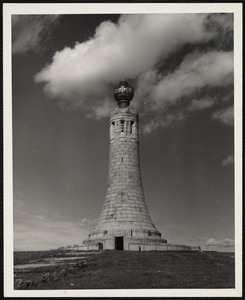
[113,80,134,108]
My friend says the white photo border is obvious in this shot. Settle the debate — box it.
[3,2,243,298]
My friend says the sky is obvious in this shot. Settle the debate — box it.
[12,13,235,252]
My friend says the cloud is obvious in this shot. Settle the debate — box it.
[13,196,95,250]
[78,218,97,227]
[145,51,233,110]
[222,154,234,166]
[205,238,234,248]
[187,97,216,111]
[35,14,233,124]
[14,221,84,251]
[12,15,59,54]
[213,105,234,125]
[14,215,94,251]
[144,112,186,134]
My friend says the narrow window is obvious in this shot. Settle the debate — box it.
[120,120,125,132]
[110,121,115,139]
[121,158,123,162]
[130,121,134,134]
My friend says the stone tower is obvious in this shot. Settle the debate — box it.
[82,81,167,251]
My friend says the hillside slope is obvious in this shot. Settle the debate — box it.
[14,250,235,289]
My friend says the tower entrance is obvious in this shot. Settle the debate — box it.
[115,236,124,250]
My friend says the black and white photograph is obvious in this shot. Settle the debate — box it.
[3,3,242,298]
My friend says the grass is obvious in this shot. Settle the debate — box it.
[14,250,235,289]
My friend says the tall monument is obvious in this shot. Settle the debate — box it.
[82,81,168,251]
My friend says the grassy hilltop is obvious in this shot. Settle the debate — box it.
[14,250,234,289]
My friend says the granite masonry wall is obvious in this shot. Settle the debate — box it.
[82,106,166,250]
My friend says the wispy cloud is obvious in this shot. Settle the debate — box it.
[12,15,59,54]
[205,238,234,248]
[213,105,234,126]
[35,14,233,124]
[78,218,98,227]
[144,112,186,134]
[222,154,234,166]
[143,94,218,133]
[187,97,216,111]
[13,196,96,250]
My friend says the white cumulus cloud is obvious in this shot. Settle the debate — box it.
[35,14,233,123]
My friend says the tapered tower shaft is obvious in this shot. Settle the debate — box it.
[83,81,167,250]
[96,107,158,232]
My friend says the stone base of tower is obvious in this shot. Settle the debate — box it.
[82,237,167,251]
[81,238,200,252]
[81,228,200,251]
[81,227,166,251]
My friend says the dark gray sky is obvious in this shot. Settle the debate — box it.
[12,13,234,251]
